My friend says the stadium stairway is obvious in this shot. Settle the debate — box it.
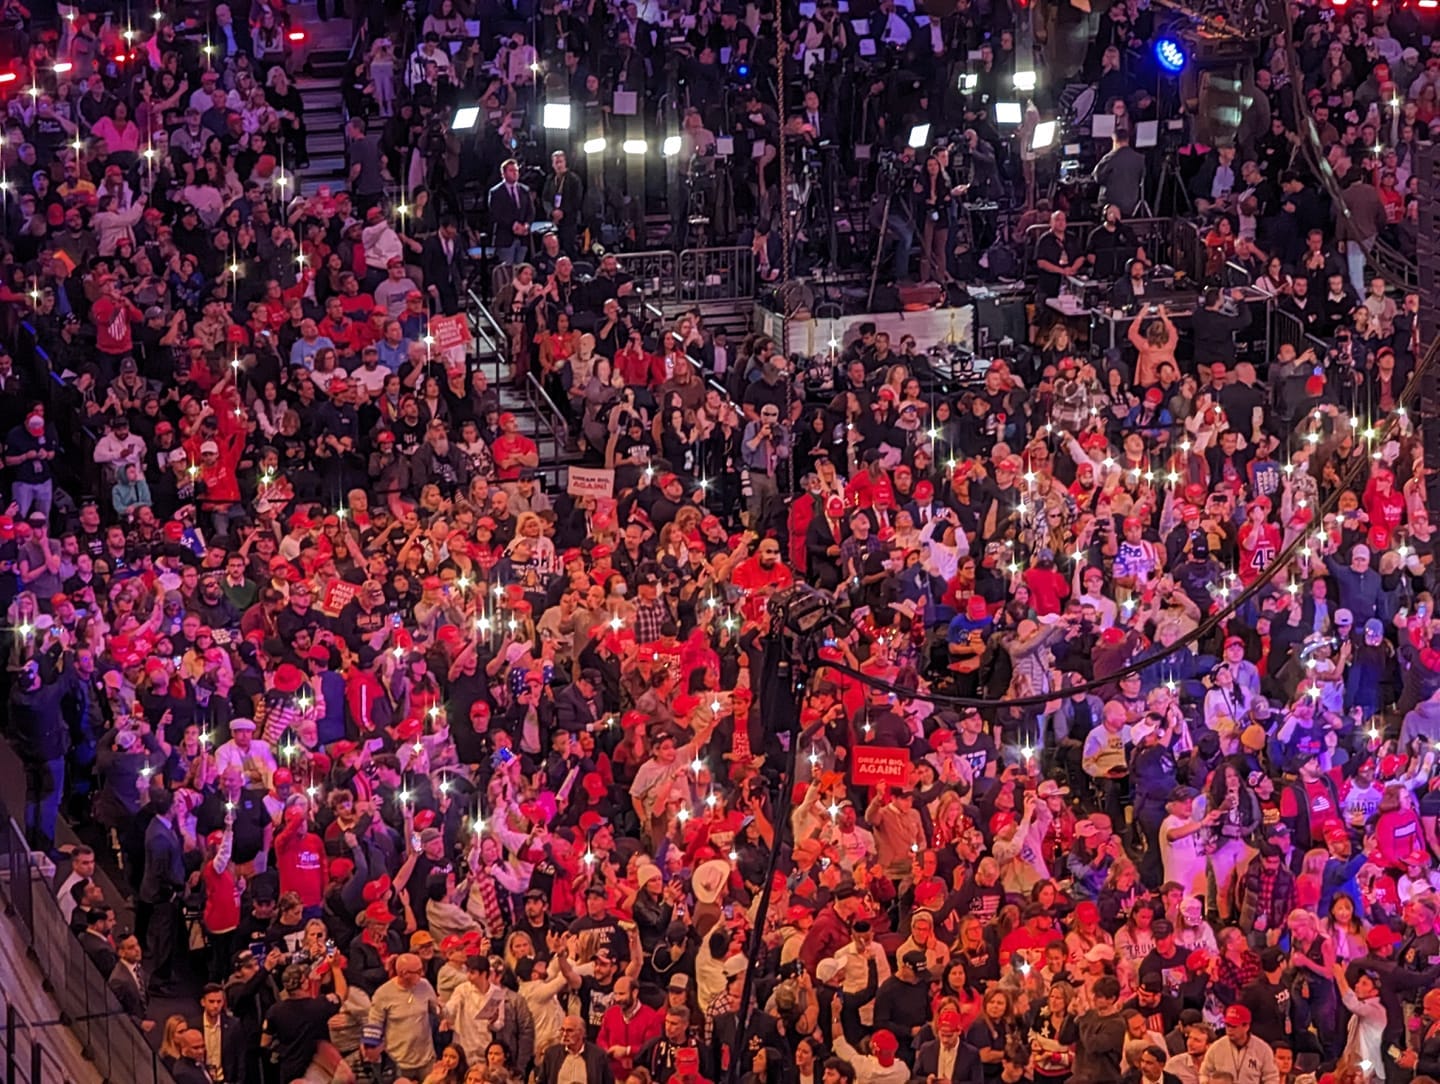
[292,4,355,197]
[467,297,590,491]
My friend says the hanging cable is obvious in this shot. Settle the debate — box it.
[813,332,1440,711]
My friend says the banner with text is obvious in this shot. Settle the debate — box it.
[850,746,911,787]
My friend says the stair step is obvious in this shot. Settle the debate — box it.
[302,90,344,110]
[295,75,341,90]
[309,132,348,153]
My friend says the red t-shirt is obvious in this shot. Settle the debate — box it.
[490,432,538,481]
[731,556,794,621]
[92,296,140,356]
[275,824,328,908]
[202,861,242,933]
[1280,777,1343,840]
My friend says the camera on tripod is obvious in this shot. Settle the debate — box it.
[875,148,917,188]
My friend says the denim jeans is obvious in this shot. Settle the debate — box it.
[496,239,530,267]
[25,756,64,852]
[1345,239,1369,297]
[13,479,52,519]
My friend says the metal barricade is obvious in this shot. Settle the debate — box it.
[1269,306,1332,359]
[678,247,756,303]
[1021,218,1201,281]
[1169,219,1204,282]
[611,251,680,305]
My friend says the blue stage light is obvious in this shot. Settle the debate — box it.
[1155,37,1187,73]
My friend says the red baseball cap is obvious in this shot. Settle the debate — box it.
[1223,1005,1252,1027]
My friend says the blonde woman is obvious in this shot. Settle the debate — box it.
[509,512,555,575]
[158,1014,190,1067]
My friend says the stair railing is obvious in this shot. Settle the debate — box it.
[465,289,569,450]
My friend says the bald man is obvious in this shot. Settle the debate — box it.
[367,953,440,1079]
[171,1030,213,1084]
[537,1015,614,1084]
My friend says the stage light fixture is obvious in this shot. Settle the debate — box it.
[622,139,648,155]
[583,136,607,153]
[542,102,571,129]
[958,73,977,91]
[662,135,683,156]
[451,107,479,131]
[1013,70,1036,91]
[1031,120,1057,151]
[907,123,931,149]
[994,101,1022,125]
[1155,37,1187,74]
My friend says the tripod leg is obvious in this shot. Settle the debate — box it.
[867,188,892,310]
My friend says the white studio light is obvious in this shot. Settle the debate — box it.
[452,106,480,131]
[583,136,607,154]
[662,135,683,156]
[542,102,571,129]
[995,101,1022,125]
[907,123,931,149]
[1031,120,1058,151]
[958,73,977,91]
[1013,70,1037,91]
[622,138,648,155]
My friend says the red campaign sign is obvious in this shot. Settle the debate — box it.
[322,579,358,618]
[850,746,912,787]
[428,314,472,351]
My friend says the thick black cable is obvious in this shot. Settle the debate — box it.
[813,331,1439,711]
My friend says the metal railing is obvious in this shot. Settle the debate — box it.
[1270,306,1332,360]
[466,288,506,359]
[678,247,755,304]
[464,288,571,452]
[522,373,571,450]
[1021,217,1202,281]
[0,984,60,1084]
[611,251,680,304]
[0,746,174,1084]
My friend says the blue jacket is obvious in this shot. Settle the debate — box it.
[1325,555,1384,622]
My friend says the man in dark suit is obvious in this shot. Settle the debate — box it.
[172,1028,215,1084]
[805,495,848,592]
[913,1007,984,1083]
[537,1016,614,1084]
[198,983,248,1084]
[108,931,151,1027]
[795,89,836,145]
[419,217,465,315]
[554,669,604,734]
[488,159,535,267]
[78,906,119,977]
[138,788,186,993]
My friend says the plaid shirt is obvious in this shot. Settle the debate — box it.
[704,991,734,1041]
[632,597,672,644]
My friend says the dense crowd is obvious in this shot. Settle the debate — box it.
[1,0,1440,1081]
